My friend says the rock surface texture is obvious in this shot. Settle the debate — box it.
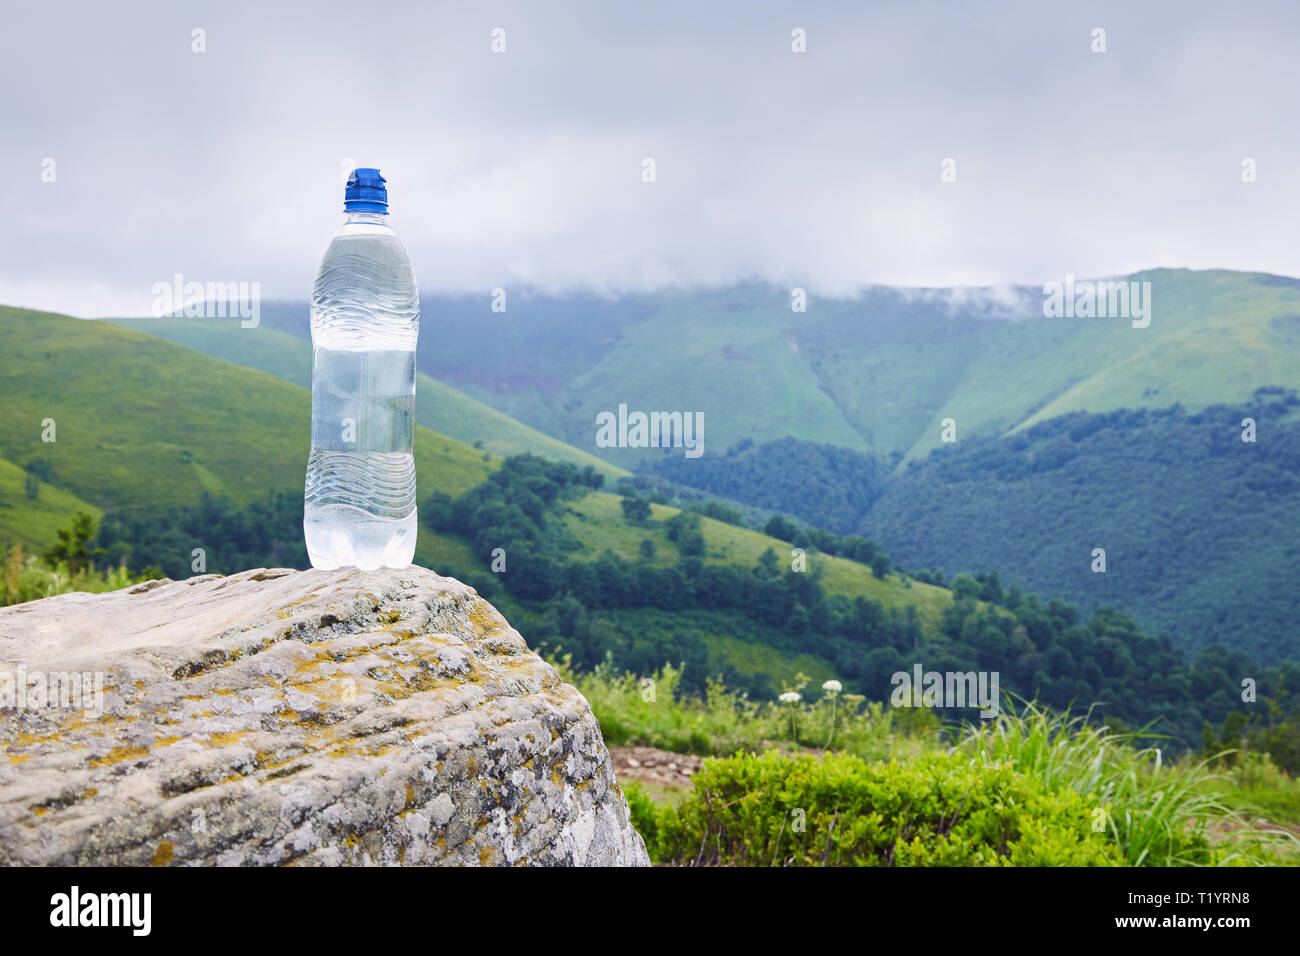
[0,567,648,866]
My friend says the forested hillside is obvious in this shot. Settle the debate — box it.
[423,454,1298,750]
[232,271,1300,669]
[867,392,1300,664]
[649,392,1300,664]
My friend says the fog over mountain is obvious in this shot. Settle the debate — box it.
[4,0,1300,316]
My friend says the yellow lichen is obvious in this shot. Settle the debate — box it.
[89,745,149,767]
[204,731,250,747]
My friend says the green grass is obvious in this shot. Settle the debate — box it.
[414,523,486,577]
[699,633,837,689]
[1196,752,1300,829]
[2,544,150,606]
[904,270,1300,463]
[409,270,1300,473]
[0,306,492,550]
[110,317,626,480]
[558,657,935,762]
[958,700,1299,866]
[560,492,954,628]
[658,749,1126,866]
[0,457,101,551]
[567,663,1300,866]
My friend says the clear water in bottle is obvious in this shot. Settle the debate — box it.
[304,168,419,570]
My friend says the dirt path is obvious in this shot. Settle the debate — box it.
[609,746,702,790]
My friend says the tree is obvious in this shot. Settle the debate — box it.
[423,492,456,532]
[639,538,657,560]
[677,527,706,558]
[24,460,52,500]
[951,573,981,601]
[620,496,652,525]
[870,554,892,580]
[44,511,104,574]
[762,515,800,541]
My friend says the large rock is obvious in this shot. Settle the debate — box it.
[0,567,648,866]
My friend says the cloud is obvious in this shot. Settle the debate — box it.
[3,0,1299,316]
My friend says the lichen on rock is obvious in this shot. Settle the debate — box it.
[0,566,649,866]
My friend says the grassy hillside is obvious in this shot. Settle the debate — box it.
[558,492,952,630]
[0,456,101,551]
[655,393,1300,665]
[421,478,959,689]
[109,316,626,481]
[435,455,1296,748]
[0,306,491,568]
[255,270,1300,471]
[903,270,1300,462]
[416,270,1296,667]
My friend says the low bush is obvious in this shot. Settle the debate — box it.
[2,545,152,607]
[622,783,663,860]
[957,701,1234,865]
[658,749,1123,866]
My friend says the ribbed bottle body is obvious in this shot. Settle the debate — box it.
[304,213,419,570]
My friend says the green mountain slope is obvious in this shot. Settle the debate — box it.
[863,395,1300,664]
[0,306,491,568]
[0,455,101,552]
[3,304,1286,744]
[432,454,1288,747]
[1,306,963,691]
[556,492,953,630]
[327,270,1300,471]
[109,317,626,480]
[899,270,1300,462]
[361,270,1300,665]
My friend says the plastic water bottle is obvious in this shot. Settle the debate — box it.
[304,168,419,570]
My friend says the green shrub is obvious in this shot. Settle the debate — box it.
[3,544,154,607]
[958,701,1232,865]
[622,783,665,861]
[1197,750,1300,833]
[659,749,1123,866]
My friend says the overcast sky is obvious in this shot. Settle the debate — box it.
[3,0,1299,317]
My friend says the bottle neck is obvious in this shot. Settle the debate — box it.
[344,210,388,226]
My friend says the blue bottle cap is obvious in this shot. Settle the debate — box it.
[344,168,388,213]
